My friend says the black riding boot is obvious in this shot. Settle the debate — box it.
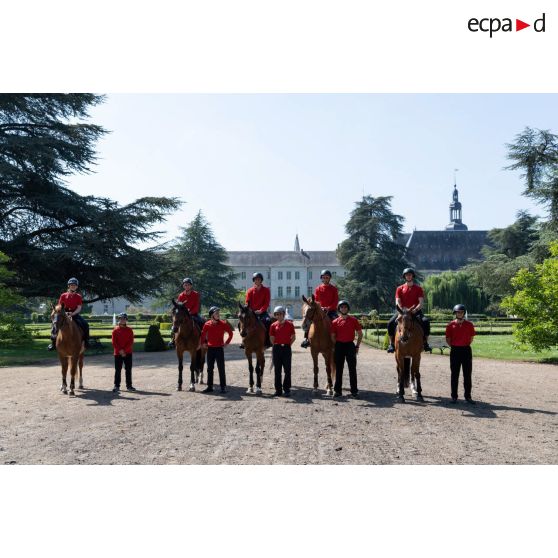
[300,331,310,348]
[47,336,57,351]
[387,336,395,353]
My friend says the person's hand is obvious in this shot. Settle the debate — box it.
[355,345,360,354]
[255,310,262,315]
[202,343,208,350]
[119,350,125,357]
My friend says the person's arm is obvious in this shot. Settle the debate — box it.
[330,323,336,344]
[469,323,476,345]
[355,329,363,353]
[331,287,339,312]
[224,322,233,345]
[70,304,82,317]
[414,297,424,312]
[191,292,200,315]
[445,324,452,346]
[258,288,270,313]
[201,323,209,348]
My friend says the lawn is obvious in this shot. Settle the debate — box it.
[362,331,558,364]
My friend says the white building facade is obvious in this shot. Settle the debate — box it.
[227,236,346,318]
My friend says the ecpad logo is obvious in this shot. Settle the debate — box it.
[468,13,546,37]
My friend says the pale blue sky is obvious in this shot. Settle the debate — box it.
[68,94,557,250]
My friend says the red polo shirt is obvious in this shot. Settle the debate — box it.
[270,320,296,345]
[331,316,362,343]
[201,319,233,347]
[177,289,200,315]
[112,326,134,355]
[445,320,476,347]
[245,285,271,313]
[395,283,424,309]
[314,283,339,312]
[58,291,83,312]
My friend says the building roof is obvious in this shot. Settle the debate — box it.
[226,251,340,266]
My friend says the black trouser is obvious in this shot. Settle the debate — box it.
[114,353,133,388]
[272,345,292,393]
[450,346,473,399]
[206,346,226,388]
[387,311,430,337]
[334,341,358,395]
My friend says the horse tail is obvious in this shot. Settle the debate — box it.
[403,357,411,388]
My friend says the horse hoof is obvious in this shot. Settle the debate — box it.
[326,389,332,396]
[398,396,405,403]
[246,387,254,394]
[255,387,262,395]
[416,394,424,402]
[176,385,182,392]
[69,390,75,397]
[188,384,195,392]
[78,384,84,390]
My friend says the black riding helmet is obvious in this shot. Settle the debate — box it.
[252,272,264,282]
[320,269,332,278]
[402,268,416,278]
[208,306,220,317]
[453,304,466,314]
[182,277,193,286]
[117,312,128,320]
[337,300,350,312]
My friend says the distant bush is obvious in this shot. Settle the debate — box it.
[144,324,167,352]
[31,312,39,323]
[0,315,33,345]
[159,322,172,332]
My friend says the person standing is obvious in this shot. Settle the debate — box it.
[330,300,363,399]
[200,306,233,393]
[445,304,476,404]
[301,269,338,348]
[111,312,135,393]
[269,305,296,396]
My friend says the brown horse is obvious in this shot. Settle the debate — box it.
[301,295,335,395]
[51,303,84,396]
[237,302,267,394]
[171,300,206,392]
[394,305,424,403]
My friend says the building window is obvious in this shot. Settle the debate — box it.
[286,286,292,298]
[307,286,312,296]
[267,271,270,280]
[295,271,300,280]
[332,271,337,277]
[278,271,283,280]
[287,271,291,280]
[295,286,300,297]
[241,271,246,280]
[308,270,313,280]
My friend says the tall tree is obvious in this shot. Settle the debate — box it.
[337,196,408,311]
[483,210,539,259]
[501,241,558,351]
[0,94,181,302]
[506,127,558,230]
[161,211,238,310]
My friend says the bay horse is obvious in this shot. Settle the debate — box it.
[171,300,206,392]
[51,303,84,396]
[394,305,424,403]
[237,302,267,394]
[301,295,335,395]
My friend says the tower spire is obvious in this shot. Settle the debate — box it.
[294,234,300,252]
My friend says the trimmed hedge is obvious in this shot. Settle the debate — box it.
[144,325,167,352]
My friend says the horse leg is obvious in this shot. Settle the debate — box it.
[177,351,184,391]
[413,355,424,401]
[409,357,418,397]
[255,350,264,394]
[196,348,204,384]
[246,352,254,394]
[188,350,196,391]
[311,349,319,392]
[69,357,77,396]
[60,356,68,394]
[396,355,405,403]
[78,353,84,389]
[323,352,333,396]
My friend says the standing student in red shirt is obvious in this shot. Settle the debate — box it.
[168,277,205,348]
[445,304,476,404]
[111,312,135,393]
[200,306,233,393]
[301,269,339,348]
[330,300,363,399]
[387,268,431,353]
[48,277,90,350]
[269,305,296,397]
[243,272,272,348]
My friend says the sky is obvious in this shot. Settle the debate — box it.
[68,94,558,251]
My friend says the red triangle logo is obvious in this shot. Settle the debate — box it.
[516,19,530,31]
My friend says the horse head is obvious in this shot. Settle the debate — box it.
[171,299,193,334]
[51,302,69,336]
[301,294,323,325]
[396,305,415,344]
[237,302,255,338]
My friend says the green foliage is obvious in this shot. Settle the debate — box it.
[31,312,39,323]
[0,251,21,309]
[506,127,558,230]
[483,210,539,259]
[0,315,32,345]
[143,324,167,352]
[337,196,408,311]
[501,241,558,351]
[0,94,181,303]
[422,271,489,314]
[160,211,238,310]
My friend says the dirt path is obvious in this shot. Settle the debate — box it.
[0,333,556,464]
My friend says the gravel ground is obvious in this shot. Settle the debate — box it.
[0,332,556,464]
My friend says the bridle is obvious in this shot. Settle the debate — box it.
[397,310,415,343]
[238,306,259,338]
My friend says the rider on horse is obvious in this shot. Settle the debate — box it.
[244,272,272,348]
[168,277,206,349]
[387,268,431,353]
[48,277,90,350]
[301,269,338,348]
